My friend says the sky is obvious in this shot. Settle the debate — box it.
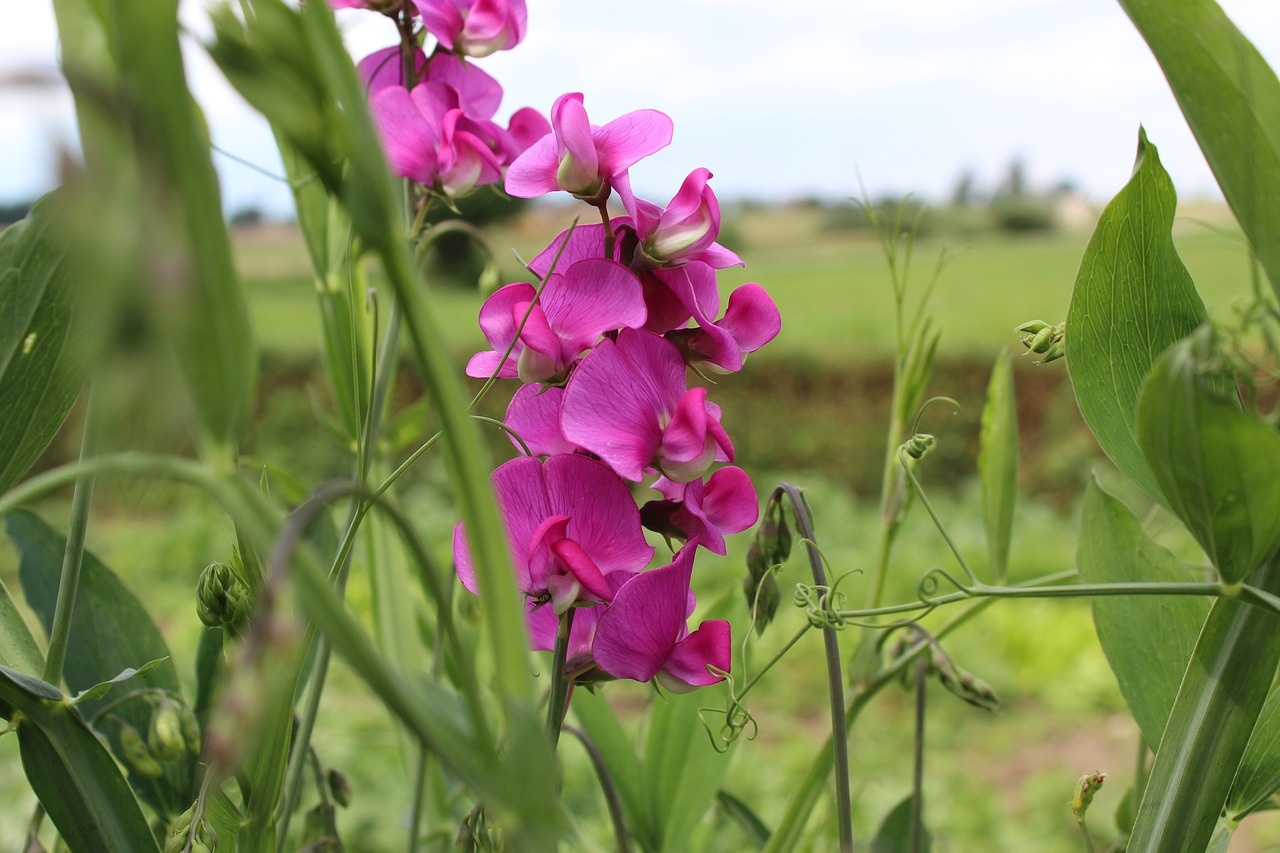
[4,1,1280,218]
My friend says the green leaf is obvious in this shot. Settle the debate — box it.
[1228,682,1280,818]
[571,689,648,848]
[0,666,159,852]
[0,194,89,496]
[1077,476,1208,750]
[1137,336,1280,584]
[979,351,1018,583]
[716,790,771,849]
[0,575,43,676]
[71,659,168,705]
[1066,130,1208,504]
[643,690,734,852]
[871,795,932,853]
[1128,570,1280,851]
[1117,0,1280,302]
[8,508,197,815]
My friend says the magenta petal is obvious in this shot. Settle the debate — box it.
[540,259,647,353]
[415,0,464,50]
[465,350,517,379]
[427,52,502,118]
[505,385,577,456]
[661,620,731,688]
[369,86,439,186]
[529,222,625,276]
[721,283,782,354]
[357,46,427,93]
[656,264,721,328]
[663,168,713,223]
[592,547,697,682]
[505,107,551,158]
[593,109,674,175]
[452,520,479,594]
[471,282,535,375]
[550,538,614,602]
[512,300,560,365]
[490,456,553,588]
[702,467,759,536]
[504,133,561,197]
[661,387,711,464]
[543,454,654,574]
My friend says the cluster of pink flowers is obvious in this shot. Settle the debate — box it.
[345,0,780,692]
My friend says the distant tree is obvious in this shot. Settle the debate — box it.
[229,207,264,227]
[997,157,1028,198]
[950,169,977,208]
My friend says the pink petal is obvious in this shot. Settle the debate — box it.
[528,222,624,277]
[415,0,465,51]
[656,264,722,328]
[660,620,731,689]
[490,456,553,589]
[505,385,578,456]
[702,466,760,536]
[468,282,535,377]
[550,538,614,602]
[592,546,697,682]
[357,46,427,93]
[540,259,647,354]
[452,520,479,594]
[543,454,654,574]
[504,132,561,197]
[504,107,551,158]
[721,283,782,354]
[550,93,599,193]
[369,86,439,186]
[593,109,674,176]
[427,52,503,119]
[660,387,711,465]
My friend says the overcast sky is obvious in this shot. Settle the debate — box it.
[4,1,1280,217]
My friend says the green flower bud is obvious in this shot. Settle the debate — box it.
[119,721,164,778]
[1072,771,1106,818]
[196,560,252,634]
[742,571,780,635]
[180,701,202,755]
[327,768,353,808]
[1016,319,1066,364]
[149,697,187,762]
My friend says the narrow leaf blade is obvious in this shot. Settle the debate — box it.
[979,351,1018,582]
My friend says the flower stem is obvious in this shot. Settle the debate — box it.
[43,384,100,686]
[547,607,576,748]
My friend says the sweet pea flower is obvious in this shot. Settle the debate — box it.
[641,467,760,556]
[505,93,673,204]
[415,0,527,57]
[665,281,782,373]
[561,329,733,483]
[592,543,731,692]
[504,385,579,457]
[453,454,654,614]
[466,258,647,384]
[356,46,428,94]
[616,168,742,269]
[370,84,503,195]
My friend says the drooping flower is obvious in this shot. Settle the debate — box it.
[369,84,503,195]
[592,543,731,692]
[641,467,760,556]
[665,281,782,373]
[453,454,654,614]
[616,168,742,269]
[466,258,646,384]
[505,93,673,203]
[415,0,528,57]
[560,328,733,482]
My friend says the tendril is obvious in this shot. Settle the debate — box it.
[916,566,973,606]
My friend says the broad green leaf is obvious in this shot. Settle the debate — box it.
[0,667,159,852]
[1066,130,1208,504]
[0,194,89,496]
[1077,476,1208,750]
[978,351,1018,583]
[1117,0,1280,302]
[1128,569,1280,851]
[0,576,42,676]
[8,508,197,815]
[572,689,648,848]
[1137,337,1280,584]
[643,690,734,852]
[871,795,932,853]
[1228,683,1280,818]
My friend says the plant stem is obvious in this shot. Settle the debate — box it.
[779,483,853,852]
[547,608,576,747]
[911,649,926,853]
[43,385,100,686]
[408,743,428,853]
[564,724,632,853]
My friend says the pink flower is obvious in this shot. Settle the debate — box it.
[592,543,731,692]
[505,93,673,203]
[466,258,647,384]
[666,281,782,373]
[453,454,654,614]
[504,385,579,457]
[641,467,760,556]
[357,46,428,94]
[369,84,503,196]
[560,329,733,483]
[617,168,742,269]
[415,0,527,57]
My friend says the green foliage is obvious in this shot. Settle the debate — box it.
[0,194,89,497]
[978,352,1017,583]
[871,795,932,853]
[1077,476,1207,751]
[1065,129,1208,505]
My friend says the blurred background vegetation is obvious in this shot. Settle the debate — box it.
[2,183,1275,850]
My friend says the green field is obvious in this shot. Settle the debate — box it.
[6,204,1279,851]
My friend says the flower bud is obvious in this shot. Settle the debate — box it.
[149,697,187,762]
[1016,319,1066,364]
[196,560,252,634]
[742,571,780,634]
[327,768,353,808]
[1072,771,1106,818]
[119,721,164,778]
[180,701,202,755]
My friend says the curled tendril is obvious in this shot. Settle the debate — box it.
[909,395,961,436]
[794,582,849,630]
[916,566,974,606]
[697,669,758,754]
[902,433,934,460]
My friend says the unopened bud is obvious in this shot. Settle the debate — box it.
[1072,771,1106,818]
[149,697,187,762]
[1016,319,1066,364]
[180,702,201,755]
[742,572,780,635]
[119,721,164,778]
[327,768,353,808]
[196,560,252,634]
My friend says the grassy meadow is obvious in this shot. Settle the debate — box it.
[3,200,1277,850]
